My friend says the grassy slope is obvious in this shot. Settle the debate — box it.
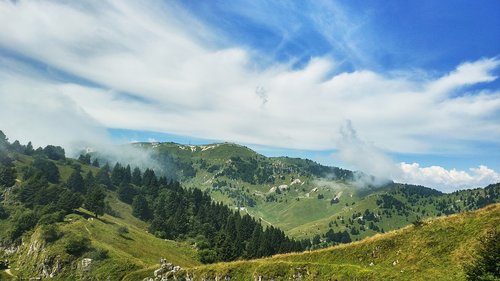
[5,196,200,281]
[136,142,499,243]
[2,153,200,280]
[187,203,500,281]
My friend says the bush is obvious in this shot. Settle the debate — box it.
[40,225,61,243]
[412,218,425,228]
[65,235,90,256]
[198,249,217,264]
[9,210,38,240]
[117,226,129,236]
[87,247,109,261]
[465,229,500,280]
[0,204,9,219]
[38,211,65,225]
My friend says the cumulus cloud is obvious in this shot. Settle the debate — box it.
[397,163,500,193]
[335,121,500,191]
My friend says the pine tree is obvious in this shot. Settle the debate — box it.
[0,130,8,148]
[131,167,142,185]
[32,157,60,183]
[25,141,34,155]
[96,164,112,188]
[111,163,123,186]
[67,168,85,193]
[117,183,136,204]
[57,189,83,213]
[0,152,16,187]
[123,165,131,184]
[245,223,262,259]
[132,195,151,220]
[84,171,95,191]
[78,154,91,165]
[85,186,106,218]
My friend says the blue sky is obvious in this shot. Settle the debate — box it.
[0,1,499,191]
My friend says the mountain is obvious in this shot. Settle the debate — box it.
[129,142,500,244]
[0,132,302,280]
[187,203,500,280]
[1,132,499,280]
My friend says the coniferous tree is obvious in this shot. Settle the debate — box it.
[0,152,16,187]
[111,163,123,186]
[57,189,83,213]
[131,167,142,185]
[78,154,91,165]
[132,195,151,221]
[0,130,8,148]
[32,157,60,183]
[25,141,34,155]
[43,145,65,160]
[91,158,100,167]
[10,140,24,153]
[245,223,262,259]
[96,164,112,188]
[84,171,95,191]
[117,183,136,204]
[85,186,106,218]
[67,168,85,193]
[123,164,131,184]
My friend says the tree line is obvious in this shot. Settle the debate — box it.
[0,130,305,263]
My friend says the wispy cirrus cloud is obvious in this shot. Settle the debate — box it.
[0,1,498,191]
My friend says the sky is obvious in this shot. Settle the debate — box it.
[0,1,499,192]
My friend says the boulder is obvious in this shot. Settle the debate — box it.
[81,258,92,272]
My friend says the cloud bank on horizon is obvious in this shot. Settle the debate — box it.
[0,1,499,191]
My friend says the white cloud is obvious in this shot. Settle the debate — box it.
[334,121,500,191]
[397,163,500,193]
[0,1,499,172]
[0,59,109,154]
[335,120,399,186]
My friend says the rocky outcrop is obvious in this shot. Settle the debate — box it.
[143,258,185,281]
[15,236,66,279]
[0,243,20,255]
[41,256,63,278]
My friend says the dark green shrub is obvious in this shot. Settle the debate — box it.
[65,235,90,256]
[465,229,500,280]
[87,247,109,261]
[40,225,61,243]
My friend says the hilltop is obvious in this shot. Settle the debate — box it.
[127,142,499,244]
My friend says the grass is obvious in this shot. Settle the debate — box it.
[186,203,500,280]
[4,199,200,281]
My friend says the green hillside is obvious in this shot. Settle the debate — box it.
[130,142,500,244]
[2,198,199,280]
[2,133,499,280]
[0,149,200,280]
[186,203,500,280]
[0,133,302,279]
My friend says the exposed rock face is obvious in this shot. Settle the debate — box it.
[0,243,20,255]
[41,256,63,278]
[81,258,92,272]
[145,258,185,281]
